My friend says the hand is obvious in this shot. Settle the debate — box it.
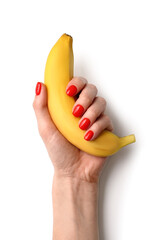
[33,77,113,183]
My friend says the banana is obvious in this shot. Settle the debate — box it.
[44,33,135,157]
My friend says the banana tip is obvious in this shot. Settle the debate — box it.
[120,134,136,149]
[64,33,72,38]
[130,134,136,143]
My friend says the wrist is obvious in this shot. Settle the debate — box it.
[52,174,99,240]
[52,174,98,201]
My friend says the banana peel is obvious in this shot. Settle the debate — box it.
[44,33,136,157]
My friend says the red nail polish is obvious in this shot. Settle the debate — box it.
[79,118,91,130]
[35,82,42,95]
[66,85,77,96]
[73,104,84,117]
[84,130,94,141]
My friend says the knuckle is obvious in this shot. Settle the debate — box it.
[98,96,106,106]
[89,84,98,93]
[94,121,102,131]
[74,76,87,84]
[33,99,45,112]
[93,114,110,131]
[89,110,97,120]
[84,96,92,105]
[79,77,88,84]
[103,114,110,123]
[103,114,113,130]
[80,92,91,104]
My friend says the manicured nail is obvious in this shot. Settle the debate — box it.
[66,85,77,96]
[79,118,91,130]
[73,104,84,117]
[35,82,42,95]
[84,130,94,141]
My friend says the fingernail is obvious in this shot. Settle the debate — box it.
[66,85,77,96]
[79,118,91,130]
[35,82,42,95]
[84,130,94,141]
[73,104,84,117]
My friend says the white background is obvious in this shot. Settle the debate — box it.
[0,0,165,239]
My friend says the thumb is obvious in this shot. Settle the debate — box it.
[33,82,58,142]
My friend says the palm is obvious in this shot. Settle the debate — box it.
[33,81,112,183]
[46,129,107,183]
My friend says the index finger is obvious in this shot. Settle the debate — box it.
[66,77,87,96]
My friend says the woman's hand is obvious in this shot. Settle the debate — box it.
[33,77,114,239]
[33,77,113,183]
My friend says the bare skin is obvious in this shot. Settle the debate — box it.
[33,77,113,239]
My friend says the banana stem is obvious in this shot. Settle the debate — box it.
[120,134,136,149]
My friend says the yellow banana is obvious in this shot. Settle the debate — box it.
[44,33,135,157]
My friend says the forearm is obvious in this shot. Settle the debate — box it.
[52,174,99,240]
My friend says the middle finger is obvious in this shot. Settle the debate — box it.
[78,96,106,130]
[72,84,98,117]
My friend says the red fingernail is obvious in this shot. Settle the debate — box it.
[84,130,94,141]
[35,82,42,95]
[79,118,91,130]
[73,104,84,117]
[66,85,77,96]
